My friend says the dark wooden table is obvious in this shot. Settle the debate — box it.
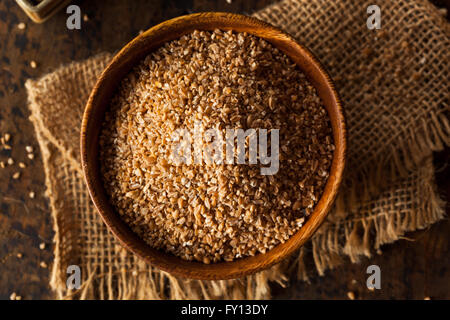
[0,0,448,300]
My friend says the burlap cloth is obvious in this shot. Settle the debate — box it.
[25,0,449,299]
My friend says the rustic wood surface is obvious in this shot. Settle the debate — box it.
[0,0,448,300]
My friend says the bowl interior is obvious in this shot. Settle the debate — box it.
[81,12,346,280]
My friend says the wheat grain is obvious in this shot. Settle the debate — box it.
[99,29,333,263]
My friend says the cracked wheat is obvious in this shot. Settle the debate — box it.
[99,29,334,263]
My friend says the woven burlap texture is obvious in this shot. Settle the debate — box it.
[25,0,449,299]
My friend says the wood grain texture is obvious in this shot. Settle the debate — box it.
[81,12,346,280]
[0,0,448,299]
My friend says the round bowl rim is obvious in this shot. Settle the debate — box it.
[80,12,347,280]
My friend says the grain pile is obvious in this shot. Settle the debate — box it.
[99,29,333,263]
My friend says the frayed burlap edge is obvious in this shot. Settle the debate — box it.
[26,58,449,300]
[25,0,450,299]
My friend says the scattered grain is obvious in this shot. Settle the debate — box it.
[19,162,26,168]
[9,291,22,300]
[18,22,26,30]
[39,242,46,250]
[29,191,35,199]
[12,172,21,180]
[27,153,35,160]
[25,146,33,153]
[16,253,23,258]
[40,261,48,268]
[347,291,356,300]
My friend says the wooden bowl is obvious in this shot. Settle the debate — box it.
[81,12,346,280]
[16,0,71,23]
